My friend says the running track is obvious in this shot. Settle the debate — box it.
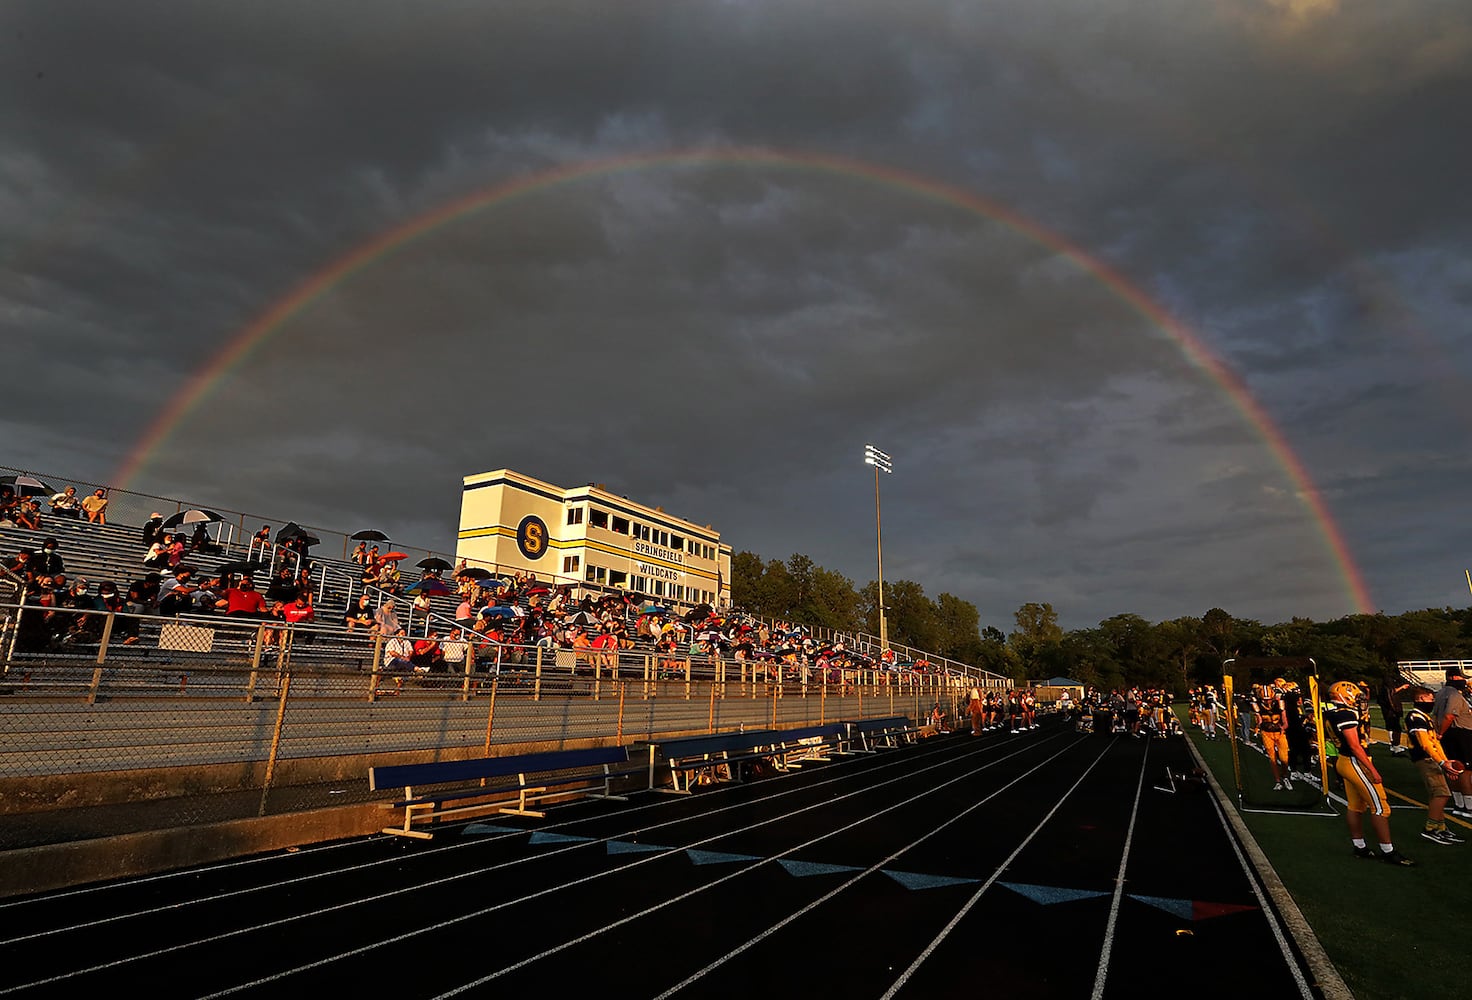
[0,719,1323,998]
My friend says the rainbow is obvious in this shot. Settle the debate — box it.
[112,146,1375,614]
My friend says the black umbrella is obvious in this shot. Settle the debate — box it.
[567,611,599,627]
[456,566,492,580]
[684,603,713,624]
[162,508,224,529]
[417,557,453,572]
[351,529,391,541]
[275,522,320,546]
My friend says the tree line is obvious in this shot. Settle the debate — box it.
[729,550,1472,688]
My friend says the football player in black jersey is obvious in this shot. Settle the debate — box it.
[1327,681,1415,866]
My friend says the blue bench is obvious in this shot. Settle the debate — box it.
[368,744,638,839]
[848,715,917,752]
[770,722,849,769]
[650,723,852,793]
[650,728,787,793]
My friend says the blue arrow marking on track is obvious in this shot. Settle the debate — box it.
[1130,894,1195,920]
[528,831,595,846]
[461,823,518,836]
[779,859,862,878]
[883,870,980,891]
[998,882,1110,905]
[607,839,670,854]
[687,849,764,865]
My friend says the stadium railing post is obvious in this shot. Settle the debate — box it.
[257,670,292,818]
[482,677,498,755]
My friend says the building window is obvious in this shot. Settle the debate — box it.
[566,507,584,526]
[612,516,629,535]
[590,509,608,529]
[672,534,685,551]
[562,555,580,573]
[585,565,607,584]
[608,570,628,589]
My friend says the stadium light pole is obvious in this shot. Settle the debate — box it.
[864,444,892,652]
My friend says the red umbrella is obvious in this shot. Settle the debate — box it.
[382,551,410,561]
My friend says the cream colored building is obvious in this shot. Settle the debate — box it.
[456,469,730,607]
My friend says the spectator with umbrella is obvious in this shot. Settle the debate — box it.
[417,556,452,580]
[189,522,222,556]
[14,499,42,530]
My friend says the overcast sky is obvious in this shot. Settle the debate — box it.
[4,1,1470,630]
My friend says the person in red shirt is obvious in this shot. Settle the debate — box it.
[412,631,444,674]
[224,577,269,618]
[282,593,314,627]
[274,591,315,647]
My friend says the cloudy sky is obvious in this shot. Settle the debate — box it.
[4,1,1470,629]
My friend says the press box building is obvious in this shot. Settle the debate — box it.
[456,469,731,607]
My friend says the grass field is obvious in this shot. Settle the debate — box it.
[1184,714,1471,1000]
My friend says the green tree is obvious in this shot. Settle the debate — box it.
[1158,615,1204,689]
[934,592,983,663]
[804,566,862,633]
[1009,602,1064,682]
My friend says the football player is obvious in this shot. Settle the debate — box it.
[1258,688,1292,791]
[1327,680,1415,865]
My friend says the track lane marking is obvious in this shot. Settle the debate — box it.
[878,736,1120,999]
[0,732,1070,995]
[1089,738,1150,999]
[0,726,1002,944]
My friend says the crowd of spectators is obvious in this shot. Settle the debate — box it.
[2,482,946,687]
[2,492,325,653]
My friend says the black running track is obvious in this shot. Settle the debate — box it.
[0,720,1322,998]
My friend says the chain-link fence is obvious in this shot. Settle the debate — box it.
[0,601,967,848]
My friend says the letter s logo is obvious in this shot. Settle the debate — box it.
[517,515,549,560]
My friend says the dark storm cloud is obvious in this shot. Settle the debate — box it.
[3,0,1470,628]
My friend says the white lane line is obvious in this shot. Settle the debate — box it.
[4,724,976,918]
[1,731,1067,996]
[0,724,983,944]
[1203,775,1316,999]
[0,837,370,913]
[1088,738,1150,1000]
[447,735,1090,1000]
[879,736,1120,1000]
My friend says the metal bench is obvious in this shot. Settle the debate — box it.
[847,715,917,752]
[368,744,638,838]
[650,728,787,793]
